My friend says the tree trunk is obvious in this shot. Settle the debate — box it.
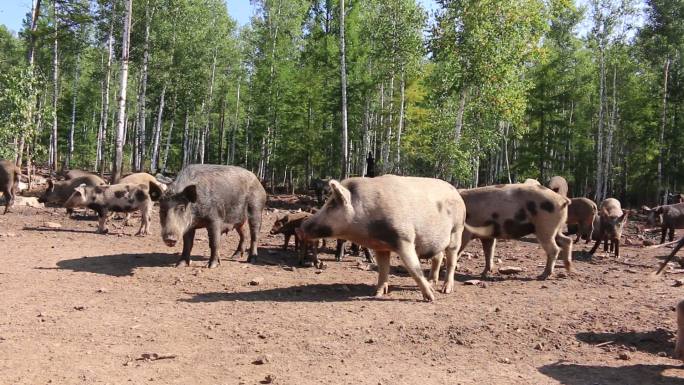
[594,47,606,203]
[201,48,218,164]
[658,58,670,204]
[219,98,227,164]
[150,84,166,172]
[66,52,80,169]
[230,80,241,164]
[395,70,405,173]
[135,0,151,171]
[161,101,175,174]
[454,87,467,143]
[111,0,132,184]
[339,0,349,179]
[98,20,114,174]
[50,0,59,173]
[182,112,190,167]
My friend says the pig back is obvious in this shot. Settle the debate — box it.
[0,160,19,189]
[169,164,266,223]
[342,175,466,248]
[662,203,684,228]
[599,198,623,219]
[548,176,569,198]
[567,197,597,223]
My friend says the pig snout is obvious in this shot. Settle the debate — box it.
[163,234,178,247]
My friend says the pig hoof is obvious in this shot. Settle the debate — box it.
[175,259,190,268]
[97,228,109,235]
[207,260,220,269]
[375,283,389,297]
[247,254,258,264]
[537,273,551,281]
[441,281,454,294]
[422,291,435,302]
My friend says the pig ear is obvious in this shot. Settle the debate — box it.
[47,179,54,191]
[74,184,86,197]
[182,185,198,203]
[620,210,629,223]
[148,181,163,202]
[328,180,351,207]
[641,205,651,213]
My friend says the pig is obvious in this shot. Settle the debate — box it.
[310,178,331,206]
[270,212,321,267]
[117,173,168,225]
[547,176,569,197]
[0,160,20,214]
[270,211,312,250]
[567,197,598,243]
[38,174,107,215]
[524,178,541,186]
[335,239,374,263]
[159,164,266,268]
[62,169,97,180]
[458,183,573,279]
[119,172,167,192]
[676,300,684,361]
[297,175,472,301]
[641,203,684,244]
[64,182,162,235]
[588,198,628,257]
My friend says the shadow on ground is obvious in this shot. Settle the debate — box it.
[539,362,684,385]
[56,252,178,276]
[180,283,423,303]
[576,328,675,356]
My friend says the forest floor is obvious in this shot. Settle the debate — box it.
[2,193,684,385]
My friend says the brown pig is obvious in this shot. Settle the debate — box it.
[458,183,573,279]
[270,211,321,267]
[567,197,598,243]
[64,182,162,235]
[548,176,569,197]
[589,198,628,257]
[119,172,167,192]
[297,175,473,301]
[0,160,20,214]
[38,174,107,215]
[642,203,684,244]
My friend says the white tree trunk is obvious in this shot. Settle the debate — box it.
[111,0,133,184]
[339,0,348,179]
[150,84,165,172]
[97,22,114,174]
[50,1,59,172]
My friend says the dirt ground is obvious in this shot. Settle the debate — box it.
[2,194,684,385]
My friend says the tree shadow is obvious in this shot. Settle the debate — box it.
[180,283,421,303]
[539,362,684,385]
[56,252,178,277]
[576,328,675,356]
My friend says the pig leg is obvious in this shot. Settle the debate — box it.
[428,253,443,286]
[312,241,322,269]
[675,300,684,361]
[363,248,375,264]
[176,228,196,267]
[231,222,246,259]
[670,227,676,243]
[282,234,290,250]
[136,205,152,236]
[588,237,601,255]
[613,239,620,258]
[246,209,261,263]
[335,239,346,261]
[481,238,497,278]
[123,212,132,226]
[555,232,573,272]
[397,243,435,302]
[2,188,12,214]
[443,226,465,294]
[661,226,667,244]
[374,251,391,297]
[537,229,562,280]
[207,223,222,269]
[294,233,299,250]
[96,210,109,234]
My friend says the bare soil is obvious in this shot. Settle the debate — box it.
[1,194,684,385]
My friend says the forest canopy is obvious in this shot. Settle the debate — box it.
[0,0,681,205]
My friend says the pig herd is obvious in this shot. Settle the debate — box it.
[0,161,673,301]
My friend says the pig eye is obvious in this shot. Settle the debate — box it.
[178,205,186,213]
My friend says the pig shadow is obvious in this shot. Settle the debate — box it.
[539,362,684,385]
[576,328,675,356]
[23,226,94,234]
[180,283,404,303]
[56,252,178,277]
